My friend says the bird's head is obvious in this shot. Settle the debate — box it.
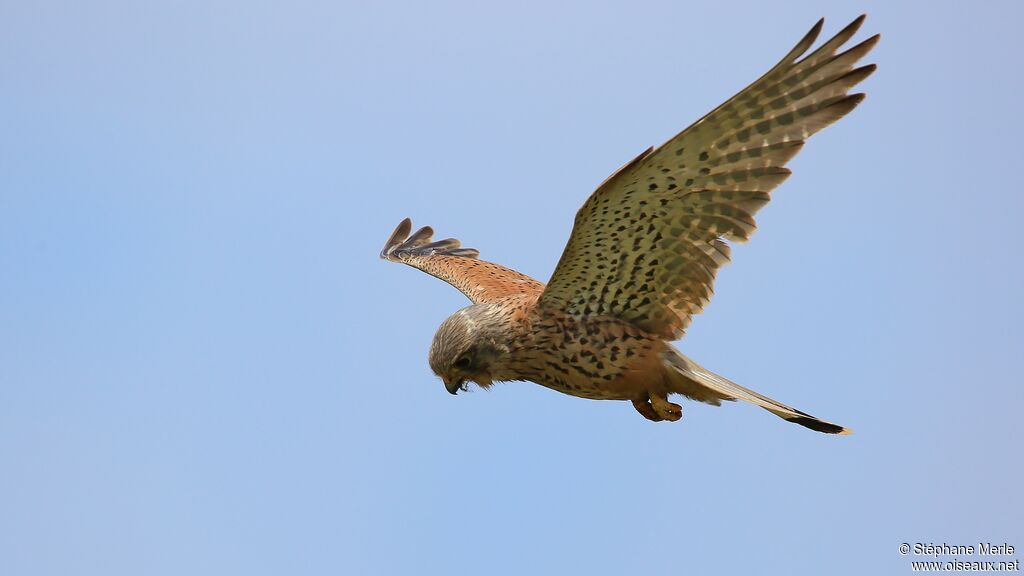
[429,305,508,395]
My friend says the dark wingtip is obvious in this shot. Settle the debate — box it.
[834,13,867,45]
[845,92,868,107]
[786,416,851,435]
[380,218,480,262]
[406,225,434,247]
[810,17,825,36]
[791,18,825,61]
[381,218,413,259]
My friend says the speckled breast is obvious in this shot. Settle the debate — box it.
[512,308,661,401]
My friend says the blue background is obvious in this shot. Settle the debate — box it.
[2,1,1021,574]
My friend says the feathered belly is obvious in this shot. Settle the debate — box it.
[515,313,666,401]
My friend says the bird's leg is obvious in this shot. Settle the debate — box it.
[649,392,682,422]
[632,398,664,422]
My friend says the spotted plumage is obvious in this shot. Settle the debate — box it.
[380,16,878,434]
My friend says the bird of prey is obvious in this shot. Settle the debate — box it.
[381,16,877,434]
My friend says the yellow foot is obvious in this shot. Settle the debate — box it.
[632,399,664,422]
[650,392,682,422]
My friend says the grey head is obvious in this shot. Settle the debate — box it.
[428,304,510,394]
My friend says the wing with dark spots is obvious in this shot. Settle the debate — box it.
[381,218,545,304]
[539,16,877,339]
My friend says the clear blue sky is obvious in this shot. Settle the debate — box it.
[2,1,1021,574]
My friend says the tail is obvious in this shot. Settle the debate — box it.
[661,349,851,435]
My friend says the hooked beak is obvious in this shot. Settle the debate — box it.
[444,377,466,395]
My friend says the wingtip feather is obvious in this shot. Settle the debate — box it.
[381,218,413,259]
[380,219,480,262]
[786,18,825,63]
[833,14,867,46]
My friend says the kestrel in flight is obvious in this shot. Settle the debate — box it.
[381,16,877,434]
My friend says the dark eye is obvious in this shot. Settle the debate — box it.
[454,355,471,369]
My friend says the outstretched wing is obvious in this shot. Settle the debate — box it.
[380,218,545,304]
[539,16,878,339]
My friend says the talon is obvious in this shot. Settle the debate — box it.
[650,393,683,422]
[632,399,664,422]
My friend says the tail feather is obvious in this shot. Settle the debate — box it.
[661,349,851,435]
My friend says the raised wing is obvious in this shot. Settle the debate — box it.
[380,218,545,304]
[539,16,878,339]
